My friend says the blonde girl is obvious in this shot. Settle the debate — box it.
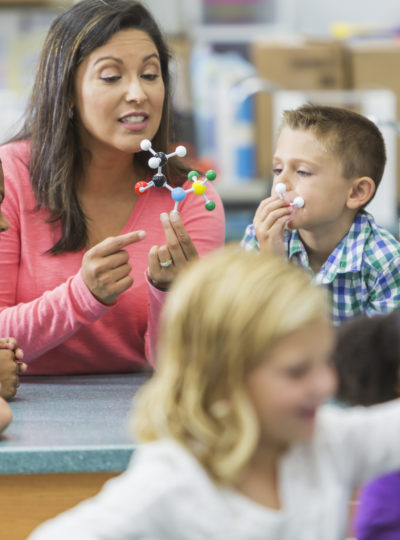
[30,248,400,540]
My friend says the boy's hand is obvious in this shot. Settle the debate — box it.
[148,212,198,289]
[253,196,292,256]
[82,230,146,305]
[0,349,20,400]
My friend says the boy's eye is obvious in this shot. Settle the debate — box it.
[297,170,311,177]
[272,168,282,176]
[100,76,121,83]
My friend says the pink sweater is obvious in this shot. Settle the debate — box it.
[0,141,225,375]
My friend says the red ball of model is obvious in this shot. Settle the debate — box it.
[134,181,148,195]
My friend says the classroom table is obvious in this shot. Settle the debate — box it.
[0,373,149,540]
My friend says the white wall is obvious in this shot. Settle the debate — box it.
[293,0,400,36]
[140,0,400,38]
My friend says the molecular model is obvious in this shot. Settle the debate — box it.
[275,182,304,208]
[135,139,217,214]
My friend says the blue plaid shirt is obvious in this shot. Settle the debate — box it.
[240,211,400,324]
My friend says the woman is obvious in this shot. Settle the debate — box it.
[0,165,26,399]
[0,0,225,375]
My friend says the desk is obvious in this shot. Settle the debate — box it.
[0,374,148,540]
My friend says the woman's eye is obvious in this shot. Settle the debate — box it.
[142,73,159,81]
[100,76,121,83]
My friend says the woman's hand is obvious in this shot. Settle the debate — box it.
[81,230,146,305]
[148,212,198,289]
[253,196,292,256]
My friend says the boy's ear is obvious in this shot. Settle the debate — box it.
[346,177,375,210]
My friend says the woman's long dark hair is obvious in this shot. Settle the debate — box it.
[12,0,186,254]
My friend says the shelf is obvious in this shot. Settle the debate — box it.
[192,23,289,43]
[215,179,270,204]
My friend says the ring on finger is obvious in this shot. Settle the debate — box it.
[160,259,173,268]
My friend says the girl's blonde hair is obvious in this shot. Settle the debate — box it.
[133,246,328,484]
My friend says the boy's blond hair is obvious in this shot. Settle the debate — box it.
[133,247,328,484]
[281,104,386,202]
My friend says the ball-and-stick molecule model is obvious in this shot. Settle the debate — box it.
[275,182,305,208]
[134,139,217,214]
[275,182,286,199]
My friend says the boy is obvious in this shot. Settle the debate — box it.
[241,104,400,324]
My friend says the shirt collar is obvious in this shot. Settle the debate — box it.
[286,212,373,284]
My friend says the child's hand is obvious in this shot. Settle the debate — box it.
[0,337,27,376]
[253,196,292,256]
[0,349,21,400]
[148,212,198,289]
[0,396,12,433]
[0,337,24,360]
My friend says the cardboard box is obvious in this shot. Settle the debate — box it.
[251,38,349,178]
[346,39,400,198]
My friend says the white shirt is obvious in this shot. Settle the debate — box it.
[29,400,400,540]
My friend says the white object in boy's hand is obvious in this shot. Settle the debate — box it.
[290,196,305,208]
[275,182,305,208]
[275,182,286,199]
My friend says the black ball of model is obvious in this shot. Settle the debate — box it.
[153,173,166,187]
[154,152,168,167]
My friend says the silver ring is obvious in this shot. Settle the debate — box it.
[160,259,173,268]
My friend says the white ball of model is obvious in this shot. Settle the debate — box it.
[275,182,304,208]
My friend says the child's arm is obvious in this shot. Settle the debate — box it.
[27,445,210,540]
[0,396,12,433]
[321,400,400,489]
[366,259,400,316]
